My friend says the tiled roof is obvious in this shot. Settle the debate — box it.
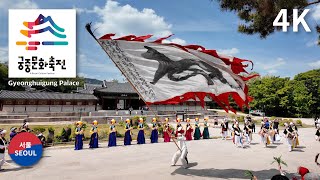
[76,84,103,94]
[0,90,98,100]
[96,82,137,94]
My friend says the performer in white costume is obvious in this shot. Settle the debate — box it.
[0,130,7,171]
[283,123,295,152]
[171,127,188,168]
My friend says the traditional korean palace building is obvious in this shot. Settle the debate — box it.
[0,81,210,113]
[0,90,98,112]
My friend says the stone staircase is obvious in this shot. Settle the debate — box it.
[0,114,28,124]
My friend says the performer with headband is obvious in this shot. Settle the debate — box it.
[89,120,99,148]
[10,127,17,141]
[150,118,159,143]
[108,119,117,147]
[194,118,201,140]
[283,123,295,152]
[221,118,228,140]
[124,119,132,146]
[163,118,171,142]
[0,130,7,171]
[234,122,244,148]
[290,122,299,147]
[185,118,193,141]
[315,124,320,141]
[243,120,253,145]
[171,126,189,169]
[137,118,146,144]
[259,122,270,147]
[74,121,84,150]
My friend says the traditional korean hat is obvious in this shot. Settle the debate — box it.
[76,121,83,125]
[11,127,17,131]
[204,117,209,121]
[186,118,190,122]
[111,119,116,123]
[0,130,7,134]
[139,118,144,122]
[152,118,157,122]
[125,119,130,123]
[165,118,169,122]
[93,120,98,125]
[290,122,294,126]
[284,123,288,127]
[195,117,199,121]
[176,118,181,122]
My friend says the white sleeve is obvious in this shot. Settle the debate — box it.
[0,145,6,148]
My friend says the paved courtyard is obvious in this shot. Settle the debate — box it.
[1,127,319,180]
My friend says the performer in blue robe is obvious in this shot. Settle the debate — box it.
[89,120,99,148]
[150,118,158,143]
[108,119,117,147]
[137,118,146,144]
[124,119,132,146]
[74,121,84,150]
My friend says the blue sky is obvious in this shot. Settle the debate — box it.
[0,0,319,81]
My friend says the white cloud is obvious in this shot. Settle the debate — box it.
[163,38,187,45]
[306,39,318,47]
[0,0,38,9]
[217,48,240,56]
[83,0,172,38]
[308,60,320,68]
[0,46,8,63]
[267,69,277,74]
[263,58,286,70]
[77,53,120,74]
[312,4,320,20]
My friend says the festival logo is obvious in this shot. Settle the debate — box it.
[9,9,76,78]
[8,132,43,166]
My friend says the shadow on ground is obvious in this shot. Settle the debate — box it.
[171,166,293,179]
[2,166,32,172]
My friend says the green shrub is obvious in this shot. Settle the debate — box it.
[270,116,276,120]
[279,119,293,127]
[237,116,245,122]
[296,120,302,126]
[131,116,146,126]
[33,127,46,133]
[230,114,236,119]
[116,132,124,137]
[158,126,164,135]
[118,121,125,127]
[48,127,55,132]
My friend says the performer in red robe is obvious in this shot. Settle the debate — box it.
[163,118,171,142]
[185,118,193,141]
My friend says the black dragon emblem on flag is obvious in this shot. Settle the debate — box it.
[141,46,232,87]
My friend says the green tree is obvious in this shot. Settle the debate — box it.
[216,0,320,45]
[292,81,313,117]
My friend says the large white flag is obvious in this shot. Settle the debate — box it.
[87,24,258,112]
